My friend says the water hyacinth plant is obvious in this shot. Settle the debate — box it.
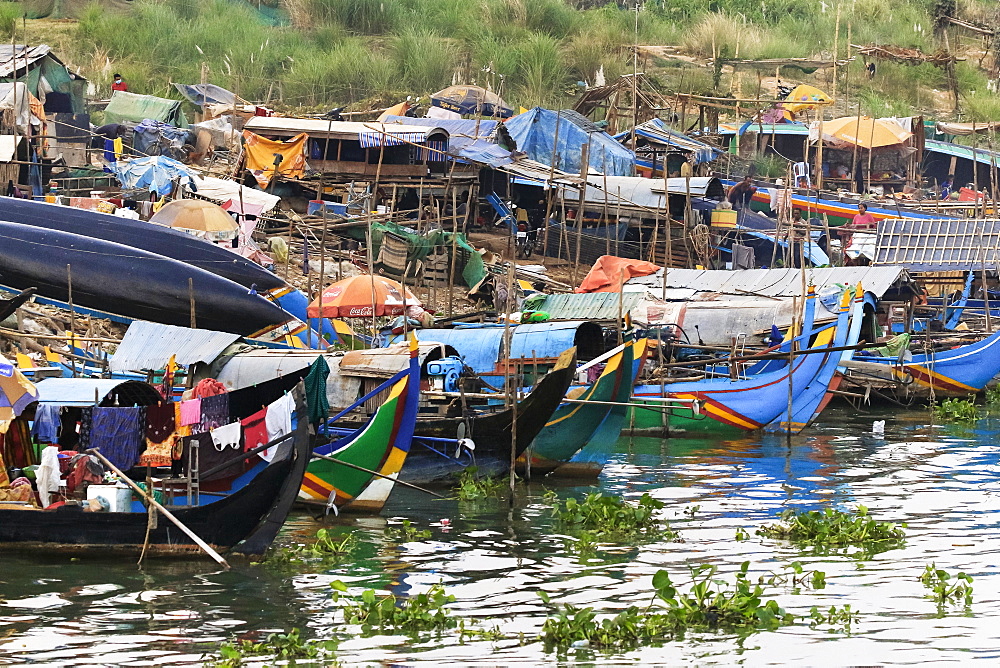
[331,581,458,634]
[933,397,979,423]
[756,506,905,548]
[544,490,678,541]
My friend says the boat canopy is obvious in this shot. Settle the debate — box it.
[33,378,162,407]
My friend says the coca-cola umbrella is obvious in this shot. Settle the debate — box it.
[306,275,420,319]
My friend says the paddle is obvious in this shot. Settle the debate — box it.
[87,448,230,570]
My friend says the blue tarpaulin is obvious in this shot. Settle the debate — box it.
[616,118,722,165]
[382,115,514,168]
[113,156,196,196]
[504,107,635,176]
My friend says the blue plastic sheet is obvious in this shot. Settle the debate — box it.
[113,156,196,196]
[504,107,635,176]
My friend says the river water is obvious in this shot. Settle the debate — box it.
[2,403,1000,665]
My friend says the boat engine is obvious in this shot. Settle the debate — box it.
[426,356,464,393]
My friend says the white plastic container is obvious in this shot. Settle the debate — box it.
[86,484,132,512]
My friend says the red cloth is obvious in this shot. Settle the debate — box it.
[111,82,128,92]
[241,408,269,453]
[193,378,228,398]
[576,255,661,293]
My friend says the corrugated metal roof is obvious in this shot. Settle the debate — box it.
[874,218,1000,271]
[627,266,911,298]
[563,175,723,210]
[34,378,149,407]
[214,349,322,390]
[533,292,643,320]
[110,321,241,373]
[0,45,52,77]
[717,123,809,136]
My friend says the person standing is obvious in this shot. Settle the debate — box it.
[851,202,876,230]
[727,175,757,210]
[111,74,128,92]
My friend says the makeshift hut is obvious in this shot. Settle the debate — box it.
[616,118,722,177]
[504,107,636,177]
[104,91,188,127]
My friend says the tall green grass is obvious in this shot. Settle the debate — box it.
[0,2,20,38]
[62,0,1000,121]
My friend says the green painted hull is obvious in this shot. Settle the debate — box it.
[527,340,637,472]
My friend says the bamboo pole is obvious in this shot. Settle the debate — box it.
[88,448,230,569]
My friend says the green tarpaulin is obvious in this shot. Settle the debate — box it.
[104,90,188,127]
[350,221,487,290]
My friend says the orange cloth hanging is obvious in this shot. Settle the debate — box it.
[241,130,308,187]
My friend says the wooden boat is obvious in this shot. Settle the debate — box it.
[0,389,311,558]
[843,327,1000,398]
[763,286,858,433]
[520,337,636,475]
[301,339,419,513]
[629,324,838,434]
[0,197,337,343]
[0,220,305,342]
[398,348,577,485]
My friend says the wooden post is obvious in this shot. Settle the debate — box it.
[188,277,196,329]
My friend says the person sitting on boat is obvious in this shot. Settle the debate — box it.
[727,176,756,210]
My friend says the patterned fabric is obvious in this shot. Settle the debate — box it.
[145,403,176,444]
[88,407,145,471]
[197,394,229,434]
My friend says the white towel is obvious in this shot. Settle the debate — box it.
[210,421,242,451]
[36,445,61,508]
[262,393,295,462]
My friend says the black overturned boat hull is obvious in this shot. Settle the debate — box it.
[399,349,577,485]
[0,196,286,292]
[0,389,311,557]
[0,220,304,340]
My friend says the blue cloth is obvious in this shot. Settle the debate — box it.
[89,406,146,471]
[31,404,62,444]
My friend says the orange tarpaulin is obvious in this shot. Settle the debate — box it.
[576,255,661,293]
[241,130,308,187]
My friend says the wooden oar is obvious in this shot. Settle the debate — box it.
[310,451,443,498]
[87,448,230,570]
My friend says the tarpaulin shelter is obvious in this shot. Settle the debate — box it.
[104,90,188,127]
[431,85,512,119]
[505,107,635,176]
[381,115,515,168]
[173,83,239,107]
[577,255,661,293]
[0,45,87,114]
[348,220,488,290]
[113,156,196,196]
[0,82,45,135]
[241,129,307,187]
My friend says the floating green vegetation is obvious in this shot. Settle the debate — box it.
[207,628,338,667]
[985,385,1000,405]
[388,519,432,542]
[331,581,458,634]
[453,466,505,501]
[920,564,974,609]
[756,506,905,550]
[539,562,794,651]
[266,528,358,566]
[809,605,859,633]
[933,397,979,423]
[545,490,678,541]
[764,561,827,591]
